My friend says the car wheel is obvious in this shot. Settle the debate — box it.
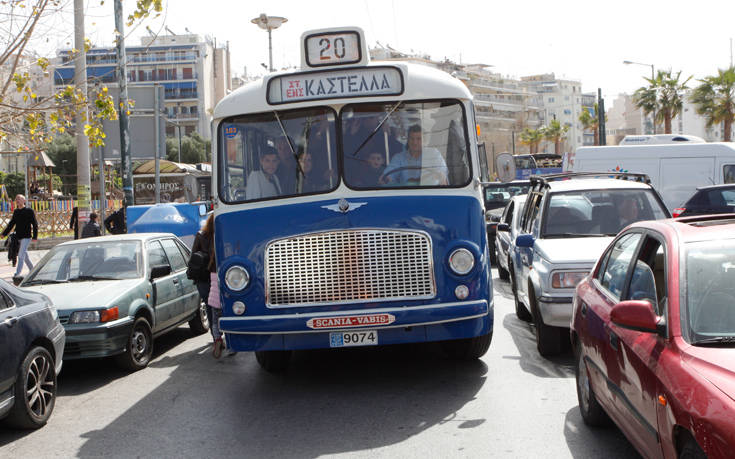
[255,350,292,373]
[575,348,609,427]
[529,285,563,356]
[188,298,209,335]
[441,331,493,360]
[679,436,706,459]
[510,262,532,322]
[115,317,154,371]
[5,346,56,429]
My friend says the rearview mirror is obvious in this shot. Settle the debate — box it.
[610,300,660,333]
[515,234,534,248]
[497,223,510,232]
[150,264,171,280]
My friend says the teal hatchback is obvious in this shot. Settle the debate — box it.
[19,233,208,371]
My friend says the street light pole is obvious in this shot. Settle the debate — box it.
[624,60,656,134]
[251,14,288,72]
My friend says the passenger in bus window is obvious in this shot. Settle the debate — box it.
[380,125,448,186]
[274,136,298,195]
[306,117,337,187]
[245,148,282,200]
[364,151,386,187]
[297,152,318,193]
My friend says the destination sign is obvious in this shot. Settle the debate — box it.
[267,67,403,104]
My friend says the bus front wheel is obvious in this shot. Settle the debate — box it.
[441,331,492,360]
[255,350,292,373]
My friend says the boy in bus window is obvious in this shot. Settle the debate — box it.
[381,125,448,186]
[246,148,282,200]
[364,151,386,186]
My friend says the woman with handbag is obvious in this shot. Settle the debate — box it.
[190,213,214,338]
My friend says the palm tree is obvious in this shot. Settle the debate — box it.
[579,104,600,146]
[690,67,735,141]
[519,128,544,154]
[633,69,691,134]
[543,119,569,155]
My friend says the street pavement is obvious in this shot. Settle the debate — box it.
[0,270,641,458]
[0,249,48,284]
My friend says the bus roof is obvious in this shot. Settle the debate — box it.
[213,61,472,120]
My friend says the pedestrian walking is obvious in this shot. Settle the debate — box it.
[189,213,214,336]
[81,212,101,238]
[2,194,38,283]
[70,206,79,239]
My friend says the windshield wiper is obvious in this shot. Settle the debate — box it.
[692,336,735,346]
[352,101,403,157]
[23,279,68,286]
[68,275,118,282]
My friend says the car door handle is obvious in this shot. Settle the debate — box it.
[172,278,179,284]
[4,317,18,327]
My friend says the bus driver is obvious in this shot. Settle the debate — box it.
[246,148,282,200]
[380,125,448,186]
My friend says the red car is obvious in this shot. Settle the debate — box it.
[571,214,735,459]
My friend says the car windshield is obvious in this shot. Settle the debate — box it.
[543,189,669,237]
[23,241,142,284]
[685,239,735,343]
[484,183,530,210]
[341,100,470,189]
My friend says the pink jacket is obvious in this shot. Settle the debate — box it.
[208,272,221,309]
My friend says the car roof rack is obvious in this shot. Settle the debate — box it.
[674,213,735,226]
[529,171,651,187]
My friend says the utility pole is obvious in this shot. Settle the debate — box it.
[598,88,607,146]
[154,85,160,204]
[115,0,134,207]
[74,0,91,236]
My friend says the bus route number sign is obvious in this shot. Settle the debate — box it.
[305,31,361,67]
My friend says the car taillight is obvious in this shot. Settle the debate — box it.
[673,207,685,218]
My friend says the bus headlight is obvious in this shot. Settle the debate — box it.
[232,301,246,315]
[448,248,475,275]
[225,266,250,291]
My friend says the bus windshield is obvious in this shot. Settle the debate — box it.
[218,100,471,203]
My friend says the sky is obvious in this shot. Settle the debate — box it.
[40,0,735,102]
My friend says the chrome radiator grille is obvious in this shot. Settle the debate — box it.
[265,230,435,306]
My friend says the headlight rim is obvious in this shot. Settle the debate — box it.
[224,265,250,291]
[448,247,475,275]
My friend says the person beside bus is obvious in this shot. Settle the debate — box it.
[81,213,101,238]
[104,208,126,234]
[274,136,298,195]
[246,148,282,200]
[3,194,38,282]
[381,125,448,186]
[191,213,215,345]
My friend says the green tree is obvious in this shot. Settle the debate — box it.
[633,69,691,134]
[579,104,601,146]
[1,172,26,198]
[543,119,569,155]
[166,132,211,164]
[46,133,77,196]
[690,67,735,141]
[519,128,544,154]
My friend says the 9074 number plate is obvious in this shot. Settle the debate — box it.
[329,330,378,348]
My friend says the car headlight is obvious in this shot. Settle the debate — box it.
[448,248,475,275]
[225,266,250,291]
[551,271,588,289]
[69,310,100,324]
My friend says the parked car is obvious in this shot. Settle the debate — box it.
[673,184,735,217]
[0,280,65,429]
[19,233,208,371]
[494,195,526,281]
[571,214,735,459]
[510,172,670,356]
[484,181,530,264]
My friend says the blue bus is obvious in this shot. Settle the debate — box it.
[212,27,493,371]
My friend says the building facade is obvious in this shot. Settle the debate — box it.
[52,34,231,141]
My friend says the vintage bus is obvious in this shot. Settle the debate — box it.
[213,27,493,371]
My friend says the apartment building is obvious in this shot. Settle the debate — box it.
[52,33,231,140]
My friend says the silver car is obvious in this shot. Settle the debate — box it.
[494,195,526,282]
[19,233,208,371]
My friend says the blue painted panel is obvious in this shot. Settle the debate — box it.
[127,202,206,247]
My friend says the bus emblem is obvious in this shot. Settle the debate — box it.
[322,199,367,214]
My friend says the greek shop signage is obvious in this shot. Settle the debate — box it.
[267,67,403,104]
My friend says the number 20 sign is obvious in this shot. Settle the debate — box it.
[305,31,361,67]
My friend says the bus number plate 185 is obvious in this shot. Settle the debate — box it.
[329,330,378,347]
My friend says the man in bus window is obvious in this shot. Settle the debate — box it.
[246,148,282,200]
[274,136,298,195]
[380,125,448,186]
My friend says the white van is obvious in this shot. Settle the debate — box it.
[564,143,735,210]
[618,134,706,145]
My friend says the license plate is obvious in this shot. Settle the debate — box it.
[329,330,378,348]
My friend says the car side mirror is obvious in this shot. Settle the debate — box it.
[610,300,660,334]
[497,223,510,232]
[515,234,535,248]
[150,264,171,280]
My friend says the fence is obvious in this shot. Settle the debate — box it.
[0,199,124,237]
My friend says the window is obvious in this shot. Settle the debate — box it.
[723,165,735,183]
[548,97,555,103]
[0,289,13,310]
[685,239,735,338]
[626,237,666,316]
[161,239,187,272]
[599,233,642,299]
[563,109,571,115]
[502,201,514,224]
[182,67,193,79]
[522,192,543,233]
[147,241,169,269]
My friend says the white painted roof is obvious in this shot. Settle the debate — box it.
[547,178,653,192]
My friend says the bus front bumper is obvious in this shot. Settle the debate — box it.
[219,299,492,351]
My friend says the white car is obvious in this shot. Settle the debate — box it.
[494,195,526,281]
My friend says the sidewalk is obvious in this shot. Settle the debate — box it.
[0,250,49,283]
